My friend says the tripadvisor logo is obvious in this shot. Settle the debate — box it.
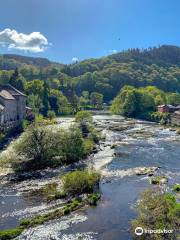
[135,227,144,236]
[135,227,174,236]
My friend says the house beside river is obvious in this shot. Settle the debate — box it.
[0,84,27,130]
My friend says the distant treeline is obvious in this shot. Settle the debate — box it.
[0,45,180,116]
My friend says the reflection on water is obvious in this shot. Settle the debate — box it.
[0,115,180,240]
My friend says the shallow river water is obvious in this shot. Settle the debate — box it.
[0,115,180,240]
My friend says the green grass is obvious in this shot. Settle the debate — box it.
[0,227,24,240]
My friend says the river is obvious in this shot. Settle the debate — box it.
[0,115,180,240]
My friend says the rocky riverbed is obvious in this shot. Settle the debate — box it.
[0,115,180,240]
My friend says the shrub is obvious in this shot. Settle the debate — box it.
[84,138,94,155]
[75,111,93,136]
[173,184,180,192]
[75,111,93,124]
[47,110,56,120]
[131,188,180,240]
[61,170,100,196]
[63,207,70,215]
[11,125,64,171]
[87,193,101,206]
[61,126,85,163]
[150,112,171,124]
[4,124,86,172]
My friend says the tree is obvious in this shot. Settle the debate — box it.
[167,93,180,105]
[111,86,138,117]
[42,81,49,117]
[9,68,24,91]
[25,79,44,96]
[47,110,56,120]
[49,89,72,115]
[27,94,43,114]
[75,111,93,136]
[122,90,138,117]
[90,92,103,109]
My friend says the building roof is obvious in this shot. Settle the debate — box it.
[158,104,178,109]
[0,84,26,100]
[0,90,15,100]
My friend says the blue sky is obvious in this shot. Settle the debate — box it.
[0,0,179,63]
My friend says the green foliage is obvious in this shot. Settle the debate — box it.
[75,111,93,136]
[0,133,6,144]
[2,46,180,117]
[131,188,180,240]
[47,110,56,120]
[167,93,180,105]
[150,112,171,124]
[61,170,100,196]
[87,193,101,206]
[49,89,72,115]
[90,92,103,109]
[0,228,24,240]
[60,126,85,163]
[9,68,24,91]
[7,124,86,172]
[75,111,93,123]
[173,184,180,192]
[111,86,156,117]
[42,81,49,117]
[84,138,95,155]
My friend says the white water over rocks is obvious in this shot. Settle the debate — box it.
[1,115,180,240]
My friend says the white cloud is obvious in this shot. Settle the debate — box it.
[72,57,79,63]
[108,49,117,54]
[0,28,49,53]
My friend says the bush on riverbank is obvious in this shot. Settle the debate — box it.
[61,170,101,196]
[131,188,180,240]
[0,117,101,172]
[75,111,93,137]
[0,123,87,172]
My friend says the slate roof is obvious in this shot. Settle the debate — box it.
[0,90,15,100]
[0,84,26,100]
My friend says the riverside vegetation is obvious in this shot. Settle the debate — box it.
[0,170,101,240]
[0,111,100,172]
[0,111,102,239]
[131,188,180,240]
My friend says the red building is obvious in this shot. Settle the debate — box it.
[157,105,180,113]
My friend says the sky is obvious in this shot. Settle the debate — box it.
[0,0,179,63]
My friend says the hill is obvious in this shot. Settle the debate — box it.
[0,45,180,103]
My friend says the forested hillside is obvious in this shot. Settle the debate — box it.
[0,45,180,116]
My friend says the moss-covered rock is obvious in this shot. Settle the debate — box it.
[150,176,168,185]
